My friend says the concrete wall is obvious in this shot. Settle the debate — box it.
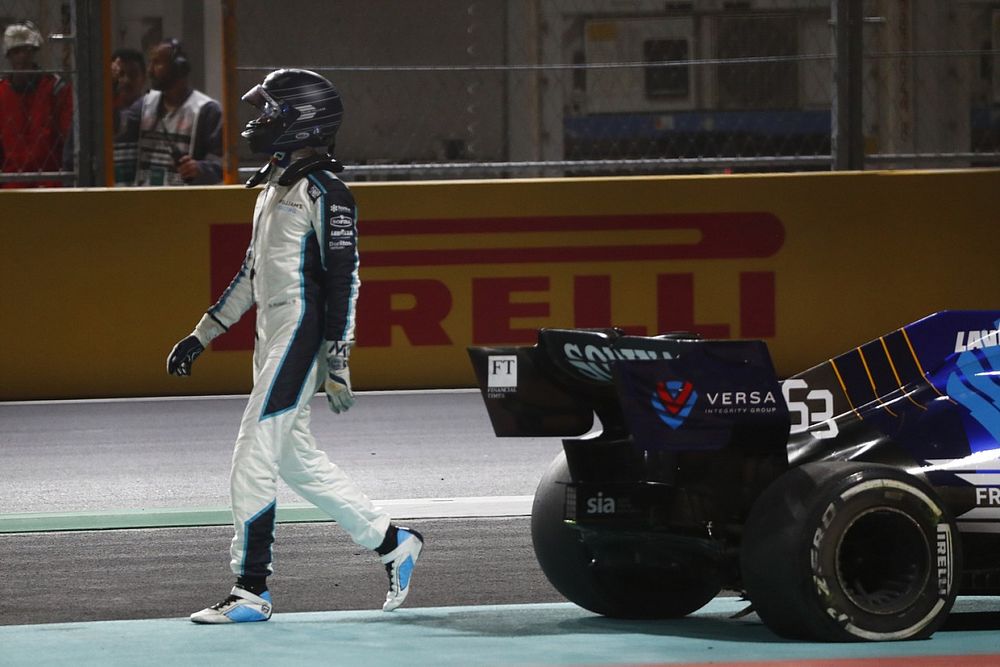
[1,169,997,400]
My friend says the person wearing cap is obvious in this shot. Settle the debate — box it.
[0,20,73,188]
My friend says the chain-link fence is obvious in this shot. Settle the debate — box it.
[863,0,1000,168]
[2,1,998,187]
[233,0,999,179]
[0,0,77,187]
[234,0,840,178]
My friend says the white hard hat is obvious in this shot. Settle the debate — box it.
[4,21,44,55]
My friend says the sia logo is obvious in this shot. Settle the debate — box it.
[652,380,698,429]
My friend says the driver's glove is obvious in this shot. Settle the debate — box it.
[167,335,205,376]
[325,341,355,414]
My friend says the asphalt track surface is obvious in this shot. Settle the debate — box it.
[2,391,999,666]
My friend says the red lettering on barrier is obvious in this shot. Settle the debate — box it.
[740,272,776,338]
[356,280,452,347]
[209,224,254,351]
[472,277,550,344]
[362,213,783,266]
[208,215,782,352]
[573,275,647,335]
[657,273,731,338]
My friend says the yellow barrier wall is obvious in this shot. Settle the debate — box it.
[1,170,997,400]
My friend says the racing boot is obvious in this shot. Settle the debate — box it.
[190,586,272,624]
[380,527,424,611]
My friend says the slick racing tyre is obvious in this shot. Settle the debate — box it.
[531,450,721,619]
[740,462,961,642]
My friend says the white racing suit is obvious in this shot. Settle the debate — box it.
[190,152,390,580]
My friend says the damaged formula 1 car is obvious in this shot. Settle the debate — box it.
[468,311,1000,641]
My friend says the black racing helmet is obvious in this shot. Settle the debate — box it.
[241,68,344,154]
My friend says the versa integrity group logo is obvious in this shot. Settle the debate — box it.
[652,380,698,429]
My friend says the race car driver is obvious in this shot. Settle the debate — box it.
[167,68,424,623]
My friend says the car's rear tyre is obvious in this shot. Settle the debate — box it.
[740,462,961,641]
[531,450,721,619]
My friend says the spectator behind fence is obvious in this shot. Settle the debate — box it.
[0,20,73,188]
[111,47,147,185]
[115,38,222,186]
[111,47,147,135]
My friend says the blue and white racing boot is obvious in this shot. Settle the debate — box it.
[380,527,424,611]
[190,586,272,624]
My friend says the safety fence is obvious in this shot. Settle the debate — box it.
[1,1,999,187]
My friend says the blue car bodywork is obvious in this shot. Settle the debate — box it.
[469,310,1000,637]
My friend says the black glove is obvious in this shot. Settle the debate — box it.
[167,335,205,376]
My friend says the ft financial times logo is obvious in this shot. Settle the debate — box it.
[486,355,517,399]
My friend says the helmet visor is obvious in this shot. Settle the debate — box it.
[241,84,283,119]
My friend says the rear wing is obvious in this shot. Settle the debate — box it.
[468,328,789,453]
